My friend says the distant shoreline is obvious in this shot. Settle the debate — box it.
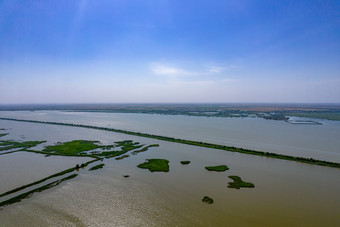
[0,103,339,121]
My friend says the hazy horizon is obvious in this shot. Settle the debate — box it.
[1,102,340,106]
[1,1,339,104]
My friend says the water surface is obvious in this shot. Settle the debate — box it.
[0,118,339,226]
[1,111,339,161]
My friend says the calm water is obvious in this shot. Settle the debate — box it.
[0,113,339,226]
[0,151,92,194]
[1,111,340,161]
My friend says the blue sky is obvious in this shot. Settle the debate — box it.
[0,0,339,104]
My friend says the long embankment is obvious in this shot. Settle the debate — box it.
[0,158,98,199]
[0,174,78,207]
[1,117,340,169]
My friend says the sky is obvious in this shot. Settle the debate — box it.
[0,0,339,104]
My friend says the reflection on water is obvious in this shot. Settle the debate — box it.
[0,114,339,226]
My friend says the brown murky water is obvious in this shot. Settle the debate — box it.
[0,113,339,226]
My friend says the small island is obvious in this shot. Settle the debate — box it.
[205,165,229,172]
[43,140,100,155]
[137,159,169,172]
[180,160,190,165]
[202,196,214,204]
[115,154,129,160]
[89,164,105,171]
[227,176,255,189]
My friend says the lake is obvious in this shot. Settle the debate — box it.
[1,110,340,162]
[0,111,339,226]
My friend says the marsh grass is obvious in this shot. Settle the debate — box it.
[43,140,99,155]
[228,176,255,189]
[0,133,8,138]
[202,196,214,204]
[205,165,229,172]
[137,159,170,172]
[115,154,129,160]
[89,163,105,171]
[131,144,159,155]
[0,140,46,152]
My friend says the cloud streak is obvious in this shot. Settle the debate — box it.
[150,63,199,77]
[149,62,238,86]
[149,62,233,77]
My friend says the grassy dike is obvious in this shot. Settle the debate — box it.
[0,174,78,207]
[0,158,99,198]
[0,133,8,138]
[1,117,340,169]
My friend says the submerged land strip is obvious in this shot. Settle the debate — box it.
[0,158,98,200]
[1,117,340,169]
[0,174,78,208]
[89,163,105,171]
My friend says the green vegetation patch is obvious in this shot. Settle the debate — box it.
[137,159,170,172]
[228,176,255,189]
[0,133,8,138]
[1,137,156,160]
[89,163,105,171]
[205,165,229,172]
[0,140,46,152]
[131,144,159,155]
[43,140,100,155]
[180,161,190,165]
[202,196,214,204]
[114,140,142,151]
[115,154,129,160]
[98,140,144,158]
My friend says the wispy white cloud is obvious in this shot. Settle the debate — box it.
[207,66,225,73]
[220,78,237,82]
[205,63,240,72]
[171,80,215,85]
[150,62,232,77]
[150,63,199,76]
[149,62,240,86]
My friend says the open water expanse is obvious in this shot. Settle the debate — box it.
[0,111,339,226]
[1,110,340,162]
